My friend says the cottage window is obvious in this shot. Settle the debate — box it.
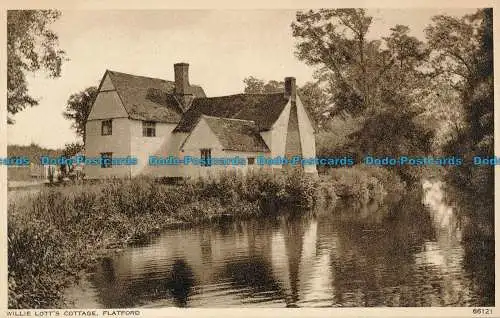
[247,157,255,165]
[101,120,112,136]
[142,121,156,137]
[101,152,113,168]
[200,148,212,167]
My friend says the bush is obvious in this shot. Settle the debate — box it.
[8,218,67,308]
[323,165,404,204]
[282,170,318,209]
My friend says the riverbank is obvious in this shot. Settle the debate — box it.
[8,167,404,308]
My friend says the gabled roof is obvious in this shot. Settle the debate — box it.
[104,70,206,123]
[186,115,270,153]
[173,93,289,133]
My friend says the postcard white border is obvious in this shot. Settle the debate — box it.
[0,1,498,317]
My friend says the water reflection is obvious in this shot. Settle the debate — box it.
[67,180,494,308]
[223,256,284,304]
[167,259,195,307]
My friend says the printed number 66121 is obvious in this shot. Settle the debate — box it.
[473,308,493,315]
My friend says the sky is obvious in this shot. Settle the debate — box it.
[7,8,477,149]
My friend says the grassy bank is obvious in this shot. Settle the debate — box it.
[8,167,403,308]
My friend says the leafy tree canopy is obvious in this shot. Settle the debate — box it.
[63,86,98,141]
[292,9,429,117]
[7,10,66,124]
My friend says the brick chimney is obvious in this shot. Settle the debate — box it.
[174,63,190,95]
[284,77,296,102]
[174,63,193,111]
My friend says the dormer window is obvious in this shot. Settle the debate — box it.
[143,121,156,137]
[101,120,112,136]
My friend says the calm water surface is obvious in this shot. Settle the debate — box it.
[66,180,494,307]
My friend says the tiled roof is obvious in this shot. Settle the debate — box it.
[198,115,270,152]
[106,70,206,123]
[173,93,289,133]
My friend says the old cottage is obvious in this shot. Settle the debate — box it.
[84,63,317,179]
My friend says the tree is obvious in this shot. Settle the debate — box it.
[291,10,429,117]
[62,142,84,157]
[425,11,483,90]
[7,10,66,124]
[427,9,493,149]
[414,81,463,152]
[291,9,374,115]
[63,86,98,140]
[431,9,493,200]
[297,81,332,128]
[60,142,84,179]
[243,76,284,94]
[291,9,434,172]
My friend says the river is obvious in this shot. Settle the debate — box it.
[65,180,494,307]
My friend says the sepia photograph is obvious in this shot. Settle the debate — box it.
[3,3,495,315]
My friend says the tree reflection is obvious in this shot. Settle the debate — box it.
[90,258,195,308]
[166,259,195,307]
[326,188,493,307]
[221,218,284,304]
[224,256,284,303]
[328,191,440,306]
[457,203,495,306]
[100,257,116,284]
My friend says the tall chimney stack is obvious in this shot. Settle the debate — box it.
[284,77,296,102]
[174,63,190,95]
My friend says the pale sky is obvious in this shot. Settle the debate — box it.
[7,8,477,149]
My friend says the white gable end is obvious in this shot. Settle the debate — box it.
[87,74,128,120]
[264,101,291,161]
[181,118,223,152]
